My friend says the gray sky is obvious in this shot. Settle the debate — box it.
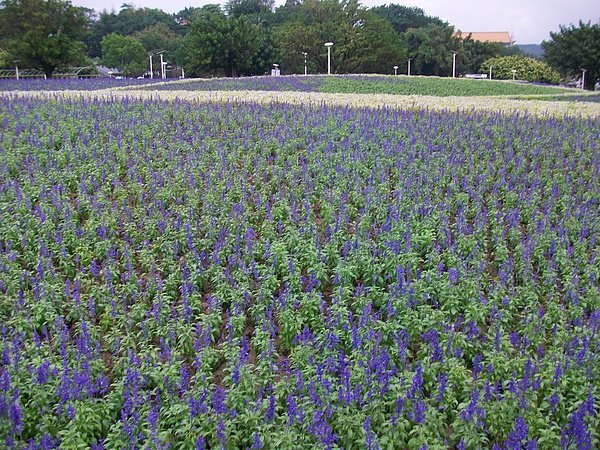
[72,0,600,44]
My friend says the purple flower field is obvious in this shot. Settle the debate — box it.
[0,95,598,449]
[0,78,171,91]
[143,75,328,92]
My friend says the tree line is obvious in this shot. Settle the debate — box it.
[0,0,598,88]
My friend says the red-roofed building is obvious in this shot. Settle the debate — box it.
[454,31,514,45]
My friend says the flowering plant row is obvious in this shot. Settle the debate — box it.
[140,75,571,97]
[0,78,168,92]
[0,96,598,449]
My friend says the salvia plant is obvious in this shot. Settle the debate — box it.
[0,78,170,92]
[0,93,598,449]
[139,74,571,97]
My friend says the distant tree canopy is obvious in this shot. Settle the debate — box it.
[0,0,89,77]
[457,38,508,75]
[226,0,275,23]
[274,0,404,74]
[370,4,446,34]
[86,5,180,57]
[542,21,600,89]
[405,24,460,76]
[133,23,183,58]
[181,8,261,77]
[101,33,147,77]
[0,0,584,80]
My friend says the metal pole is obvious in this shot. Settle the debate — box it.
[394,66,398,75]
[408,59,411,76]
[489,65,492,80]
[181,68,185,79]
[581,69,587,90]
[160,53,165,79]
[303,52,307,76]
[15,65,19,80]
[452,52,456,78]
[327,46,331,75]
[149,54,153,79]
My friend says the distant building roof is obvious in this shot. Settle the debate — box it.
[454,31,513,45]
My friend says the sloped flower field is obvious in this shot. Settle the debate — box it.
[0,96,598,449]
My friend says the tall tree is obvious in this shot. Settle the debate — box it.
[542,21,600,89]
[101,33,147,77]
[457,37,505,75]
[133,23,182,58]
[370,4,446,35]
[405,23,460,76]
[226,0,275,22]
[274,0,404,74]
[225,0,276,76]
[181,8,261,77]
[0,0,89,77]
[86,5,180,58]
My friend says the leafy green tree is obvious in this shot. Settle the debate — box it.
[274,0,404,74]
[457,37,505,75]
[542,21,600,89]
[181,8,261,77]
[0,48,9,67]
[86,5,180,58]
[133,23,182,57]
[0,0,89,77]
[405,23,460,76]
[226,0,275,22]
[370,4,446,34]
[101,33,147,77]
[225,0,276,76]
[175,5,222,23]
[479,55,560,84]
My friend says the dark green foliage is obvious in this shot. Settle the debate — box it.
[273,0,405,74]
[405,24,460,76]
[370,4,446,34]
[226,0,275,23]
[100,33,147,77]
[132,23,183,66]
[457,38,505,75]
[86,5,180,58]
[542,21,600,89]
[0,0,89,77]
[181,8,262,77]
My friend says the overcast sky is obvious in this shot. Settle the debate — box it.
[71,0,599,44]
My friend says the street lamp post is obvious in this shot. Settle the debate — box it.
[157,51,166,79]
[148,53,153,79]
[14,60,20,80]
[302,52,308,76]
[451,51,457,78]
[489,65,492,80]
[581,68,587,90]
[511,69,516,81]
[324,42,333,75]
[393,65,398,76]
[407,58,412,76]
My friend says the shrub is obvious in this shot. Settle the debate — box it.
[480,55,561,84]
